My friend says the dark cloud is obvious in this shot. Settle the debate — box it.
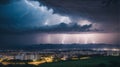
[0,0,72,33]
[38,0,119,25]
[38,0,120,33]
[0,0,119,45]
[0,0,119,33]
[37,23,93,32]
[0,22,102,34]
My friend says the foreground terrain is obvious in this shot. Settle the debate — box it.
[0,56,120,67]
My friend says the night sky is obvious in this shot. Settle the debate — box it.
[0,0,119,45]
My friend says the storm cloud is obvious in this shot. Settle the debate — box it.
[38,0,120,32]
[0,0,119,45]
[0,0,119,33]
[39,0,119,22]
[0,0,71,32]
[33,23,94,33]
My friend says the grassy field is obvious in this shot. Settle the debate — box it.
[40,56,120,67]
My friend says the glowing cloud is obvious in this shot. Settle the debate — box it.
[0,0,72,30]
[78,20,92,26]
[24,0,71,26]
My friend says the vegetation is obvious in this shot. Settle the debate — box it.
[40,56,120,67]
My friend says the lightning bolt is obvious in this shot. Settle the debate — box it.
[62,34,66,44]
[83,34,96,44]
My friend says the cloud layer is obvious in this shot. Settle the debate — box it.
[39,0,119,23]
[0,0,119,33]
[0,0,71,32]
[39,0,120,32]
